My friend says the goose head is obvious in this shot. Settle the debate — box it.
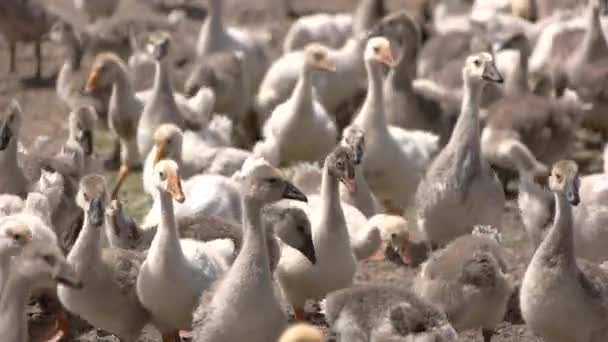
[85,53,125,93]
[364,36,396,68]
[278,323,323,342]
[152,124,183,164]
[390,303,458,342]
[16,240,82,289]
[264,205,316,264]
[462,52,503,86]
[48,21,75,45]
[549,160,580,206]
[368,11,420,61]
[0,100,22,152]
[0,221,32,257]
[77,175,109,228]
[146,31,172,62]
[238,157,308,204]
[303,43,336,72]
[152,159,186,203]
[69,106,97,156]
[341,125,365,165]
[326,145,357,193]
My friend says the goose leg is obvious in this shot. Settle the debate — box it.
[482,328,494,342]
[9,41,16,73]
[162,331,181,342]
[294,307,307,321]
[111,164,130,200]
[35,39,42,79]
[104,140,122,170]
[179,330,193,339]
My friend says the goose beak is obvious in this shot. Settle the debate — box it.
[153,142,167,165]
[482,62,504,83]
[88,197,105,227]
[0,123,12,151]
[301,234,317,264]
[340,177,357,193]
[54,261,83,289]
[79,130,93,156]
[318,60,336,72]
[566,177,580,206]
[379,47,396,67]
[282,181,308,202]
[85,71,99,94]
[167,175,186,203]
[352,144,364,165]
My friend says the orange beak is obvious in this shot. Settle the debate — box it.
[167,175,185,203]
[153,142,167,165]
[379,46,395,67]
[85,71,99,94]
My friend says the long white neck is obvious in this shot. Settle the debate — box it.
[448,76,483,161]
[237,196,269,274]
[0,255,10,295]
[534,190,577,271]
[0,269,31,342]
[319,163,346,232]
[289,63,315,121]
[68,212,102,276]
[110,63,138,107]
[148,190,186,271]
[356,59,387,131]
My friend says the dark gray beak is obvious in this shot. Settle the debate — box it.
[88,197,105,227]
[54,262,83,289]
[152,40,169,61]
[300,234,316,264]
[482,62,504,83]
[352,144,364,165]
[566,178,580,206]
[80,130,93,156]
[282,181,308,202]
[0,123,12,151]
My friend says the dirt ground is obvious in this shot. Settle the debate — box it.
[1,0,604,341]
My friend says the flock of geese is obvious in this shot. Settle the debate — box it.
[3,0,608,341]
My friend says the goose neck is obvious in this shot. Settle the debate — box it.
[505,53,529,95]
[320,163,345,226]
[63,35,83,71]
[0,270,31,338]
[239,196,270,272]
[447,78,482,153]
[536,191,576,269]
[149,190,186,265]
[0,139,18,166]
[111,65,137,103]
[358,60,387,129]
[68,215,102,271]
[152,59,175,102]
[0,255,10,294]
[207,0,225,34]
[291,64,314,115]
[579,4,606,63]
[389,46,417,87]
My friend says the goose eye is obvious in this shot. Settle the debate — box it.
[313,52,323,61]
[473,59,481,67]
[267,177,279,184]
[555,174,562,182]
[373,46,380,53]
[297,225,305,233]
[336,161,344,169]
[159,171,166,180]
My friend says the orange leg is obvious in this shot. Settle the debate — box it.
[179,330,193,339]
[111,164,130,200]
[294,307,307,321]
[30,308,68,342]
[162,331,181,342]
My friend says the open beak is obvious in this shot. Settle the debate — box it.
[54,261,83,289]
[84,71,99,94]
[318,60,337,72]
[153,142,167,165]
[340,177,357,193]
[300,234,316,264]
[566,177,580,206]
[0,123,12,151]
[282,181,308,202]
[167,175,185,203]
[379,47,396,67]
[482,62,504,83]
[79,130,93,156]
[88,197,105,227]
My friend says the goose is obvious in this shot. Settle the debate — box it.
[136,159,237,341]
[415,52,506,248]
[57,175,150,342]
[276,146,357,321]
[191,157,309,342]
[323,284,458,342]
[481,34,587,178]
[378,11,452,142]
[279,323,323,342]
[414,225,512,342]
[0,240,81,342]
[0,0,55,80]
[365,214,415,265]
[48,21,109,115]
[195,0,270,95]
[65,105,100,175]
[520,160,608,342]
[0,100,28,198]
[74,0,119,23]
[255,43,338,167]
[255,34,368,125]
[105,197,316,269]
[283,14,353,53]
[0,195,24,218]
[136,31,215,162]
[0,220,32,294]
[351,36,439,214]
